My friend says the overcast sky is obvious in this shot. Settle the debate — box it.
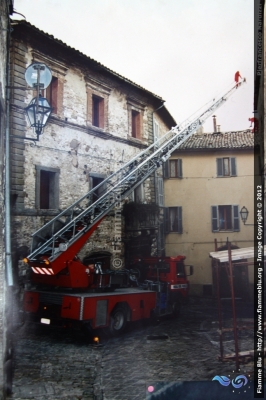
[14,0,254,133]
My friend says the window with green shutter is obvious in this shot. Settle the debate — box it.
[216,157,237,177]
[163,159,183,178]
[164,207,183,233]
[211,205,240,232]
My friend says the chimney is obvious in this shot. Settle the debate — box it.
[212,115,217,133]
[217,125,220,132]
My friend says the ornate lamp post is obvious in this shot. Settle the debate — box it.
[24,62,52,140]
[239,206,249,225]
[239,206,254,226]
[25,96,52,138]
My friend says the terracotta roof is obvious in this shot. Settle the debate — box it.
[177,130,254,151]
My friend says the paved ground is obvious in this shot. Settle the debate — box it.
[9,297,255,400]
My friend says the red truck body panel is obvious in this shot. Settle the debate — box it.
[24,288,157,329]
[23,255,192,333]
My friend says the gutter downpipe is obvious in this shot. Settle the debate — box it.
[152,101,165,256]
[5,21,13,288]
[3,4,14,397]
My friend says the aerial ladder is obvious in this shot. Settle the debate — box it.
[23,78,246,288]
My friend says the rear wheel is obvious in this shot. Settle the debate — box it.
[109,306,127,335]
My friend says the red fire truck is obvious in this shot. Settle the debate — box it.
[23,256,193,335]
[22,78,245,335]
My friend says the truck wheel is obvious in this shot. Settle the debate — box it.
[171,299,181,317]
[109,306,127,335]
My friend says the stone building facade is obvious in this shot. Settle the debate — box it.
[163,130,254,297]
[9,20,175,279]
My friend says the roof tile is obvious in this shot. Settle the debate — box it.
[178,130,254,150]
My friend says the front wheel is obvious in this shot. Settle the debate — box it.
[109,306,127,335]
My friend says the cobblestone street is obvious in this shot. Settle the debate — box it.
[9,297,255,400]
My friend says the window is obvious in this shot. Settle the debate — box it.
[154,120,159,147]
[86,80,110,130]
[31,51,67,117]
[164,207,182,233]
[89,173,106,203]
[132,110,141,138]
[45,76,58,114]
[169,159,183,178]
[133,183,144,202]
[163,159,183,178]
[35,166,60,209]
[216,157,236,177]
[40,74,65,116]
[127,97,144,140]
[92,95,104,128]
[211,205,240,232]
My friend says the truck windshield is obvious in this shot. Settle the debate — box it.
[176,262,185,277]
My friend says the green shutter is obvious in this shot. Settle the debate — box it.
[163,160,169,178]
[230,158,237,176]
[178,159,183,178]
[216,158,223,177]
[157,177,164,206]
[233,205,240,231]
[212,206,219,231]
[164,207,170,234]
[178,207,183,233]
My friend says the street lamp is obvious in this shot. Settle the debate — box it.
[25,96,52,139]
[24,62,52,139]
[240,206,249,224]
[239,206,254,226]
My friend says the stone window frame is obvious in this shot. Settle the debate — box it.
[88,172,107,204]
[35,165,60,210]
[31,50,68,118]
[86,78,111,131]
[127,97,145,141]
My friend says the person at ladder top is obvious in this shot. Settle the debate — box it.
[248,117,259,133]
[234,71,242,88]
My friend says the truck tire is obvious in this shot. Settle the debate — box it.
[109,306,127,335]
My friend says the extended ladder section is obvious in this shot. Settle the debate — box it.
[27,79,246,270]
